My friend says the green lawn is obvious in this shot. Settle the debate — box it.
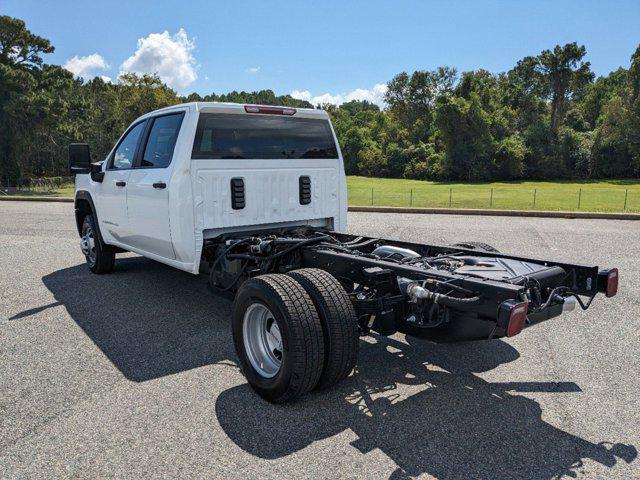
[347,177,640,213]
[3,178,640,213]
[1,185,75,199]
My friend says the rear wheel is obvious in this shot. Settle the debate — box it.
[287,268,359,389]
[81,214,115,274]
[232,274,324,403]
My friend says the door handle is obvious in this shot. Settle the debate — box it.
[115,181,126,187]
[153,182,167,189]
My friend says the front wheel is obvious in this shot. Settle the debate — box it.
[232,274,325,403]
[81,214,115,274]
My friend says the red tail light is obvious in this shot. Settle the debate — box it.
[244,105,296,116]
[505,302,528,337]
[598,268,619,298]
[605,268,618,297]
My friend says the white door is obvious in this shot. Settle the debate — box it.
[126,113,184,259]
[97,121,146,244]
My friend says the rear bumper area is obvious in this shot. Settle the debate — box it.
[527,303,564,328]
[405,304,566,343]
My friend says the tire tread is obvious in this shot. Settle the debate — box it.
[288,268,359,389]
[234,274,324,402]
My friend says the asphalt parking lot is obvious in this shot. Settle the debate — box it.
[1,201,638,479]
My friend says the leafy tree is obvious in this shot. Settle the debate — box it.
[385,67,456,137]
[118,73,179,124]
[494,135,526,179]
[628,46,640,175]
[357,144,387,177]
[339,127,369,175]
[198,89,312,108]
[0,15,53,67]
[591,96,631,177]
[435,93,494,181]
[557,127,592,177]
[0,16,55,183]
[580,68,627,129]
[402,143,443,180]
[3,15,640,185]
[16,65,87,177]
[532,43,594,136]
[81,77,124,161]
[504,44,594,177]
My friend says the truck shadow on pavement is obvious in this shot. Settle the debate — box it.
[41,257,637,479]
[42,256,237,382]
[216,334,637,479]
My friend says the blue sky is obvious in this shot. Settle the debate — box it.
[5,0,640,104]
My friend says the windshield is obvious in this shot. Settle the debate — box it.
[191,113,338,159]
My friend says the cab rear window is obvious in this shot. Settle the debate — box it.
[191,113,338,159]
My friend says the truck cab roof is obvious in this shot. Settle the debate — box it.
[135,102,328,123]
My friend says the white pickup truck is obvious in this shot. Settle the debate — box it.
[69,102,619,403]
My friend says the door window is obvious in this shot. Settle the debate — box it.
[141,113,184,168]
[111,122,145,169]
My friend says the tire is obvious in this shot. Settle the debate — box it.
[287,268,359,389]
[81,214,115,274]
[232,274,325,403]
[450,241,499,253]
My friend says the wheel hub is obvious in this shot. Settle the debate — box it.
[80,227,96,265]
[242,303,283,378]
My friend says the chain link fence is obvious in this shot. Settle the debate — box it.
[2,177,639,213]
[348,186,640,213]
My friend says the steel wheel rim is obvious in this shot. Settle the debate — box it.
[80,226,96,267]
[242,303,282,378]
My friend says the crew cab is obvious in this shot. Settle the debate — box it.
[68,102,619,403]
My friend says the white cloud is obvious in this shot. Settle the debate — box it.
[63,54,110,80]
[290,89,313,102]
[99,75,113,83]
[290,83,388,107]
[120,28,197,91]
[245,67,260,73]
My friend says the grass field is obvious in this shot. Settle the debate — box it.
[2,178,640,213]
[347,177,640,213]
[0,185,75,199]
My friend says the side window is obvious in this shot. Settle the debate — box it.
[111,122,145,170]
[141,113,184,168]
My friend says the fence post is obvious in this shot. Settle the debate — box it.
[578,188,582,209]
[410,189,413,207]
[371,188,374,206]
[449,188,452,208]
[533,189,537,208]
[624,189,628,211]
[490,188,493,208]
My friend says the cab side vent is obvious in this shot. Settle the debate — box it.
[299,176,311,205]
[230,178,245,210]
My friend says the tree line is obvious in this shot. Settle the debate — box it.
[1,15,639,185]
